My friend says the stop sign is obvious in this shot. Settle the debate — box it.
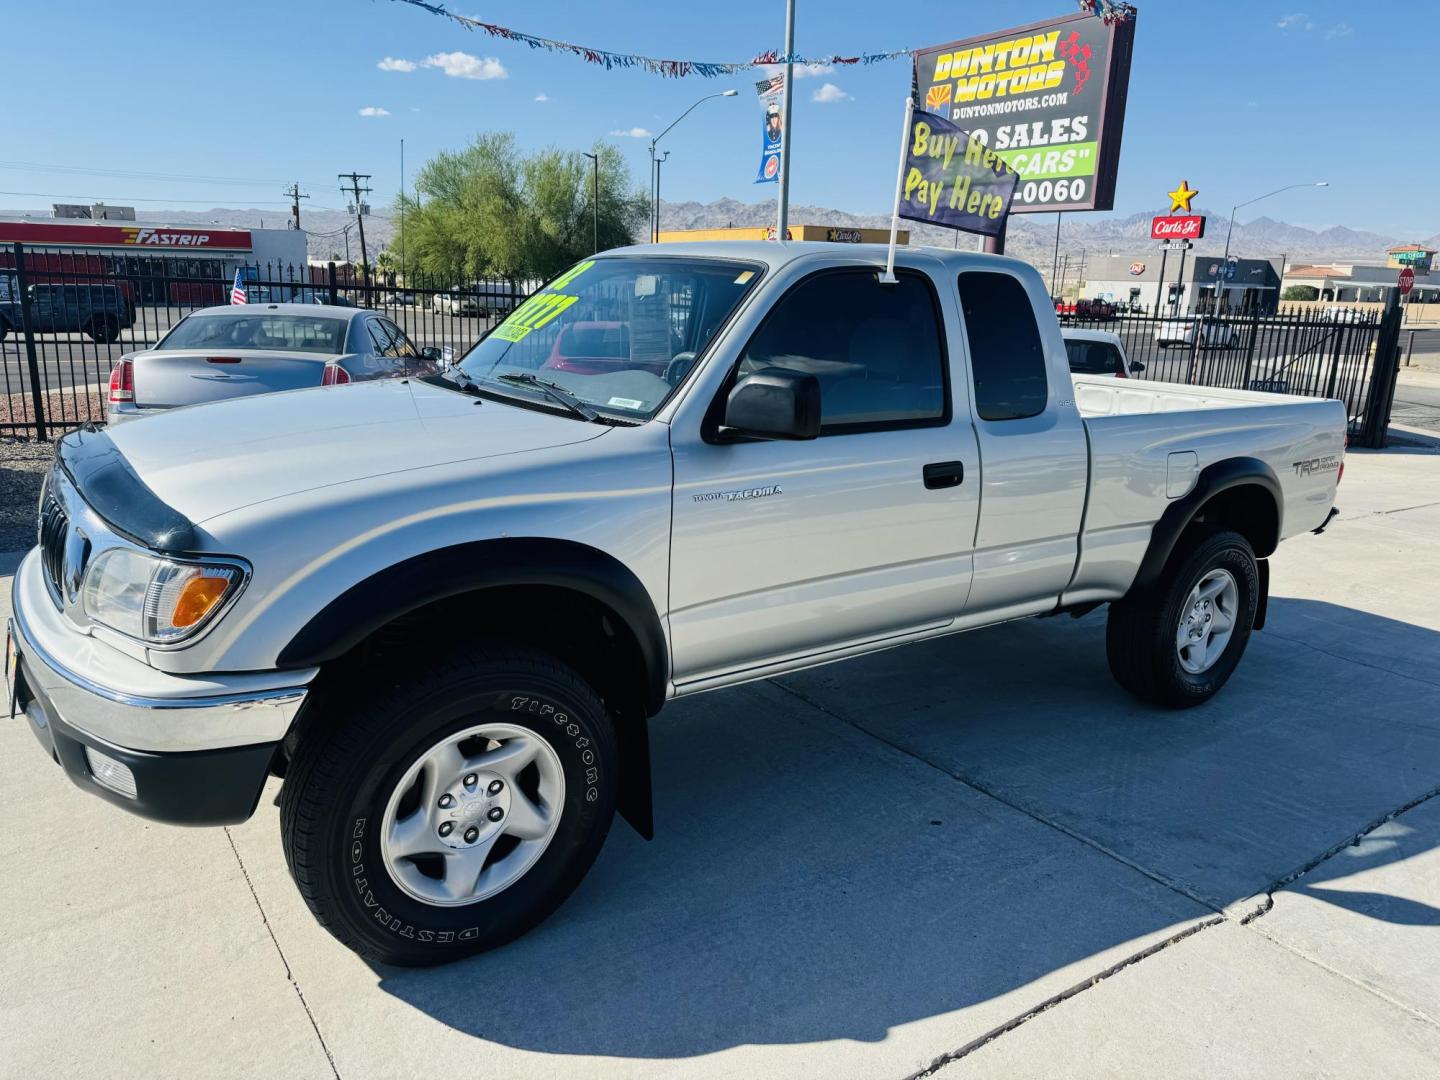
[1399,267,1415,295]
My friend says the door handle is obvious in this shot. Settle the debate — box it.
[923,461,965,490]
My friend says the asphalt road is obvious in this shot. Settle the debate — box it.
[1394,372,1440,432]
[4,445,1440,1079]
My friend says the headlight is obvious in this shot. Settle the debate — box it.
[82,548,247,645]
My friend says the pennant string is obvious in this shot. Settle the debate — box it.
[387,0,1133,79]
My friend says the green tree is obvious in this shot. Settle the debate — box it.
[395,133,647,284]
[374,249,396,285]
[1281,284,1318,301]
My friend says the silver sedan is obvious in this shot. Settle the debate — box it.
[106,303,442,425]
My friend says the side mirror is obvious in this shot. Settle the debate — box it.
[421,346,444,362]
[1129,360,1145,373]
[720,368,821,441]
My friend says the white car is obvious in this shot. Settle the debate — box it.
[12,242,1346,967]
[1062,328,1144,378]
[1156,317,1240,349]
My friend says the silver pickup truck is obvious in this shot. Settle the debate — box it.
[7,242,1346,966]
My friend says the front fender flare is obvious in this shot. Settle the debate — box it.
[275,537,669,716]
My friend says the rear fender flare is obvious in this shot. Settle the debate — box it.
[1132,457,1282,592]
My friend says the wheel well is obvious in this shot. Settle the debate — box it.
[317,584,654,723]
[1188,484,1279,558]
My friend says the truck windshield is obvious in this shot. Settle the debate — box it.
[159,313,348,354]
[458,256,762,420]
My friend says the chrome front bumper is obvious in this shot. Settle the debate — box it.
[10,549,309,753]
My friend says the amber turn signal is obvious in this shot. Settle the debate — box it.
[171,573,233,628]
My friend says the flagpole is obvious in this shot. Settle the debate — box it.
[880,97,914,285]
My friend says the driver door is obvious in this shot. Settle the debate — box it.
[667,261,980,687]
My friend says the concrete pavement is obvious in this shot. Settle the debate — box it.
[3,442,1439,1079]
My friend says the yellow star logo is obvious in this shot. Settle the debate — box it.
[1168,180,1199,214]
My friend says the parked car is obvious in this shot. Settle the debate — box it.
[286,287,356,307]
[105,303,441,425]
[1156,316,1240,349]
[432,289,485,317]
[1056,297,1118,322]
[432,282,526,318]
[1321,306,1365,324]
[9,242,1346,967]
[0,280,134,343]
[1062,328,1145,378]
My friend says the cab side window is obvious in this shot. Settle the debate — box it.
[737,269,948,433]
[958,271,1048,420]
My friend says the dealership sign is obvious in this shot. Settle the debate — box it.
[1151,215,1206,240]
[913,10,1136,213]
[0,221,253,250]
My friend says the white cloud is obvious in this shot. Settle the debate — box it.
[422,51,508,80]
[762,62,833,80]
[811,82,849,104]
[358,106,390,117]
[1326,22,1353,39]
[1276,13,1313,31]
[609,127,654,138]
[377,57,416,72]
[534,92,550,102]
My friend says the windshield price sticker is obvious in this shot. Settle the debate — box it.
[492,261,595,343]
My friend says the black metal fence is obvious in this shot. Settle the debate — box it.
[1,241,531,437]
[1057,302,1400,442]
[0,240,1405,444]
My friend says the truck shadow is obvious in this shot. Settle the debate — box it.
[374,596,1440,1059]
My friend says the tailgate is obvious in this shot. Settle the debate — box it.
[132,349,329,408]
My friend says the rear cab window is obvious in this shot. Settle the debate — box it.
[1065,339,1123,376]
[957,271,1048,421]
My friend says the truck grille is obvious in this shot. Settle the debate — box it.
[38,487,70,607]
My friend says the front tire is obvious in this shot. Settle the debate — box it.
[280,643,618,966]
[1106,528,1258,708]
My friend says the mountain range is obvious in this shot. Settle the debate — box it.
[6,202,1432,267]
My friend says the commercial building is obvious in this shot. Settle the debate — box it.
[0,217,307,303]
[1082,253,1283,315]
[657,225,910,245]
[1282,245,1440,305]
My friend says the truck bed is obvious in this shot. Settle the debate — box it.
[1064,375,1347,607]
[1072,375,1308,418]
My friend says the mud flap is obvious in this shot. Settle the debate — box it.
[1254,558,1270,631]
[616,713,654,840]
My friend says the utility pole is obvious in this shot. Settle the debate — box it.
[775,0,796,239]
[653,152,670,242]
[338,172,372,278]
[285,182,309,230]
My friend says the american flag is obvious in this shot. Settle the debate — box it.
[230,268,248,305]
[754,73,784,100]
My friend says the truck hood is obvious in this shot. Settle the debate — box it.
[105,378,608,525]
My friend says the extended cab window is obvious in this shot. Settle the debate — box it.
[737,269,947,432]
[958,271,1048,421]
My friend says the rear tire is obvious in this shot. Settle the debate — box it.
[85,315,119,343]
[280,642,618,966]
[1106,528,1258,708]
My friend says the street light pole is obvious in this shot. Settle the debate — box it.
[648,89,739,243]
[1220,180,1328,312]
[653,152,670,241]
[776,0,796,239]
[582,151,599,254]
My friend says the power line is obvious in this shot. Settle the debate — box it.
[0,188,298,206]
[0,159,303,187]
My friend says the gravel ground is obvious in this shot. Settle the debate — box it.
[2,383,106,431]
[0,438,51,553]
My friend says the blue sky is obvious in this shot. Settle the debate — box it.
[4,1,1434,238]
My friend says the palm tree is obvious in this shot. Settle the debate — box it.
[374,250,397,287]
